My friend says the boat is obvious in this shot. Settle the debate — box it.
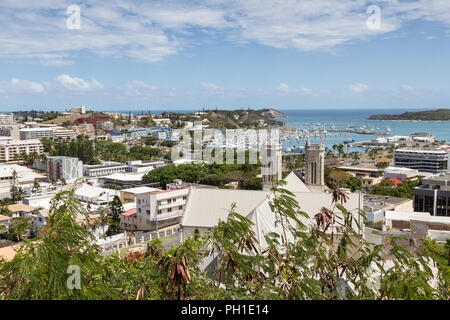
[344,139,355,144]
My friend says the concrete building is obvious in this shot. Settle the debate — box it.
[83,162,128,177]
[74,184,120,206]
[261,141,282,190]
[71,106,86,114]
[126,160,166,173]
[364,194,414,223]
[121,187,190,231]
[0,139,43,162]
[0,164,46,192]
[0,113,14,125]
[394,148,448,173]
[0,125,21,140]
[180,173,364,246]
[19,128,54,140]
[47,156,83,182]
[119,186,160,204]
[68,123,95,137]
[414,172,450,217]
[304,140,325,192]
[0,214,11,233]
[383,167,432,182]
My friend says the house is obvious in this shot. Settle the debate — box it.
[0,245,18,262]
[120,187,190,232]
[0,214,11,232]
[74,184,120,206]
[119,186,160,204]
[7,203,37,218]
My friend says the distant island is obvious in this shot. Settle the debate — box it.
[368,109,450,121]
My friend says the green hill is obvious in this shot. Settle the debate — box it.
[368,109,450,121]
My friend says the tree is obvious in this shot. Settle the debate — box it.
[106,196,123,236]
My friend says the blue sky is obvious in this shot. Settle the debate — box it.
[0,0,450,111]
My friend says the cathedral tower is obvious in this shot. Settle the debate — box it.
[305,139,324,192]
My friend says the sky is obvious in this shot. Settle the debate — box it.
[0,0,450,112]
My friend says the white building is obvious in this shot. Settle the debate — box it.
[19,128,54,140]
[71,106,86,114]
[0,113,14,125]
[121,187,190,231]
[0,139,44,162]
[83,162,128,177]
[47,156,83,182]
[74,184,120,206]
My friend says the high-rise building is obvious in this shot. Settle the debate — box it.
[414,172,450,217]
[304,140,325,192]
[0,139,43,162]
[47,156,83,182]
[394,148,448,173]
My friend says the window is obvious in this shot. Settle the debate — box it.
[167,199,172,204]
[138,208,141,213]
[168,208,172,213]
[146,210,150,214]
[183,196,187,200]
[157,210,162,214]
[179,205,183,210]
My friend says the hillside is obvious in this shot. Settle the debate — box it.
[368,109,450,121]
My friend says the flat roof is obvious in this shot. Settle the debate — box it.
[121,186,160,194]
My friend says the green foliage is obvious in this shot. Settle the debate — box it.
[369,179,421,199]
[1,184,448,300]
[106,196,123,237]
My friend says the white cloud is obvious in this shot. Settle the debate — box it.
[0,78,45,94]
[56,74,103,91]
[278,83,298,93]
[400,84,414,92]
[1,1,450,65]
[124,80,158,96]
[348,83,369,93]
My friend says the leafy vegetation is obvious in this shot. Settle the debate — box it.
[0,185,448,300]
[368,109,450,121]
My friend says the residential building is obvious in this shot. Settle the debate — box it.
[414,172,450,217]
[52,127,77,140]
[7,203,37,218]
[361,176,383,187]
[394,148,448,173]
[0,214,11,232]
[121,187,190,231]
[68,123,96,137]
[0,113,14,124]
[119,186,160,204]
[0,125,21,140]
[0,139,44,162]
[47,156,83,181]
[19,128,54,140]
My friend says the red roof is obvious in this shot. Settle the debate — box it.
[375,177,402,187]
[121,208,136,217]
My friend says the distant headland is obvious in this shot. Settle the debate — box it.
[367,109,450,121]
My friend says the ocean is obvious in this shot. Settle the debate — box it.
[124,108,449,151]
[279,109,450,151]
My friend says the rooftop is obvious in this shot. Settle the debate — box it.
[7,203,36,212]
[121,186,160,194]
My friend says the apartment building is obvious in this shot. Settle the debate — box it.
[119,186,160,204]
[47,156,83,181]
[121,187,189,231]
[0,139,43,162]
[0,125,21,140]
[394,148,448,173]
[0,113,14,125]
[19,128,54,140]
[414,172,450,217]
[68,123,96,137]
[52,128,77,140]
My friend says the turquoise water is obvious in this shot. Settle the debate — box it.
[279,109,449,151]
